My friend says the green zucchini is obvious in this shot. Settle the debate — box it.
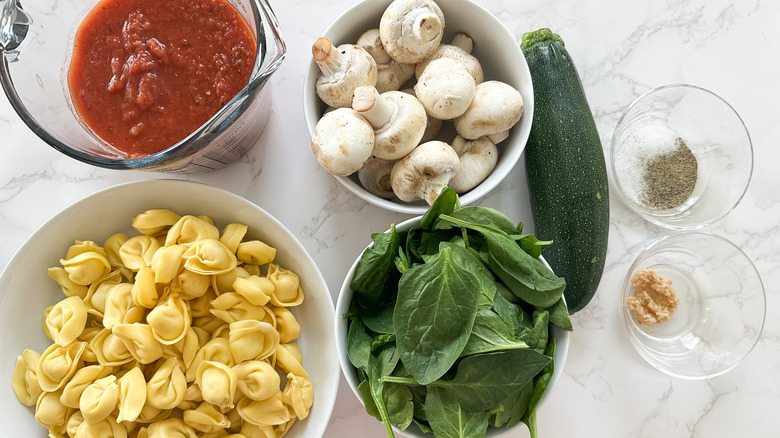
[520,28,610,314]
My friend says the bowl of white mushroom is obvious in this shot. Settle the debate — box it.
[303,0,534,214]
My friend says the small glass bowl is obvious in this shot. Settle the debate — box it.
[610,84,753,229]
[621,232,765,379]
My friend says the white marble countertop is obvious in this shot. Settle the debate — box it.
[1,0,778,437]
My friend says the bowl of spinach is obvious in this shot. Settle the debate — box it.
[335,188,571,438]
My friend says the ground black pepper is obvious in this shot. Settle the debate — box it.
[641,138,698,210]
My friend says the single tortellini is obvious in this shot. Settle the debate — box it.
[272,307,301,344]
[47,267,88,299]
[219,223,248,254]
[186,338,234,382]
[282,373,314,420]
[116,366,146,423]
[12,348,43,406]
[233,275,274,306]
[193,314,229,336]
[35,389,72,431]
[183,402,231,433]
[274,343,307,379]
[236,392,290,427]
[103,233,133,280]
[119,235,162,272]
[131,266,160,308]
[183,239,237,276]
[38,341,87,391]
[213,266,251,295]
[66,410,85,438]
[77,327,102,363]
[160,327,200,370]
[72,415,127,438]
[83,271,123,318]
[103,284,144,329]
[146,357,187,410]
[112,323,164,364]
[90,328,133,366]
[45,296,88,347]
[79,375,120,423]
[266,264,304,307]
[132,209,183,236]
[232,360,280,401]
[151,244,186,284]
[60,364,114,408]
[190,288,218,318]
[236,240,276,265]
[210,293,271,324]
[165,215,220,247]
[175,269,212,300]
[145,418,198,438]
[177,381,204,411]
[60,241,111,286]
[137,404,172,423]
[147,294,191,345]
[228,320,280,363]
[196,361,238,411]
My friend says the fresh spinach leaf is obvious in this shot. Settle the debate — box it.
[394,246,482,385]
[519,311,549,353]
[460,308,528,357]
[522,338,556,438]
[351,224,401,309]
[515,233,552,259]
[372,333,397,351]
[544,297,573,331]
[362,301,396,335]
[358,379,380,419]
[420,187,459,231]
[384,383,415,430]
[429,349,550,412]
[347,317,373,371]
[489,381,533,429]
[439,206,519,236]
[439,241,496,310]
[368,342,401,437]
[439,214,566,308]
[425,386,490,438]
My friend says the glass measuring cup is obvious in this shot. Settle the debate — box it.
[0,0,286,173]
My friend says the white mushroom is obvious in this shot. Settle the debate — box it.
[390,140,460,204]
[415,32,483,84]
[414,57,476,120]
[311,108,375,177]
[454,80,524,140]
[358,157,397,199]
[401,88,443,143]
[312,37,378,108]
[448,135,498,193]
[379,0,445,64]
[356,29,415,93]
[352,85,427,160]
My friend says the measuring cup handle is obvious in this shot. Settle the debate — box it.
[252,0,287,84]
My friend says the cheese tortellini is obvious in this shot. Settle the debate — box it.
[14,209,313,437]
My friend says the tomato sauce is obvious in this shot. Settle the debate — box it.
[68,0,256,158]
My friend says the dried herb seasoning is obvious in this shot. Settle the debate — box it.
[641,138,698,210]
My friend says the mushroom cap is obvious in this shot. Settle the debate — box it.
[454,80,524,140]
[314,41,378,108]
[414,58,476,120]
[401,88,443,143]
[376,61,415,93]
[359,90,427,160]
[379,0,445,64]
[448,136,499,193]
[356,29,392,65]
[415,44,483,84]
[358,157,397,199]
[311,108,375,177]
[390,140,460,204]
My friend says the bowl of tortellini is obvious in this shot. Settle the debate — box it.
[0,179,340,438]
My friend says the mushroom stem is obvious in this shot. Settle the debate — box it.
[352,86,395,129]
[312,38,345,78]
[451,32,474,53]
[413,12,443,43]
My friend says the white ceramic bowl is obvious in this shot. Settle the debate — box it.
[0,180,339,437]
[335,215,569,437]
[303,0,534,214]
